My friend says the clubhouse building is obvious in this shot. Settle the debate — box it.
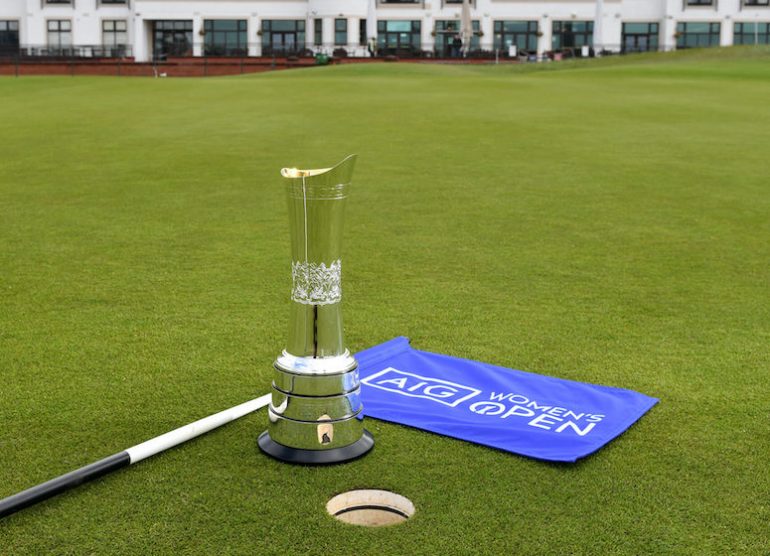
[0,0,769,62]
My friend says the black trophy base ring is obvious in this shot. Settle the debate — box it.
[258,430,374,465]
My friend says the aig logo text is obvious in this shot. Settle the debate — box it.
[361,368,482,407]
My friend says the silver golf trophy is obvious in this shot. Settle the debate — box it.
[258,155,374,464]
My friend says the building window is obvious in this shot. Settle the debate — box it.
[314,19,322,46]
[734,22,770,44]
[100,0,128,4]
[379,0,420,3]
[0,21,20,54]
[153,20,193,59]
[743,0,770,5]
[262,20,305,56]
[100,20,127,57]
[493,20,538,55]
[47,20,72,52]
[334,19,347,46]
[676,22,720,48]
[204,20,247,56]
[102,20,127,46]
[377,20,421,55]
[435,20,480,57]
[45,0,72,5]
[685,0,714,5]
[552,21,594,53]
[621,22,659,53]
[359,19,367,46]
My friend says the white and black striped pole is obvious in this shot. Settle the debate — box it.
[0,394,271,520]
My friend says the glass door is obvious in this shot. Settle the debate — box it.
[0,21,19,56]
[153,21,193,60]
[435,21,480,57]
[262,21,305,56]
[270,32,297,55]
[621,23,659,53]
[377,20,421,56]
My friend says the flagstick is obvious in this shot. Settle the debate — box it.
[0,394,271,520]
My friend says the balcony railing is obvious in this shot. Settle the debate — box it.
[203,46,249,57]
[260,45,313,57]
[0,40,693,68]
[0,44,132,60]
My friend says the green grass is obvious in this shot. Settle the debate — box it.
[1,47,769,554]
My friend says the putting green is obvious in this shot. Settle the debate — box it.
[1,48,768,554]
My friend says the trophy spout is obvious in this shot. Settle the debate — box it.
[259,155,373,464]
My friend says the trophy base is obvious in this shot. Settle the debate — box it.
[258,430,374,465]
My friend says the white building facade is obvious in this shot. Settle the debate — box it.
[0,0,768,62]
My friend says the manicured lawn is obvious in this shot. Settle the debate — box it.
[1,47,768,554]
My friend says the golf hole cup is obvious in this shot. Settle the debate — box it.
[258,155,374,464]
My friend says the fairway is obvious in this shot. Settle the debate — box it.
[1,49,769,554]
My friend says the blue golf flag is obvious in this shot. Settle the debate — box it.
[357,337,658,462]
